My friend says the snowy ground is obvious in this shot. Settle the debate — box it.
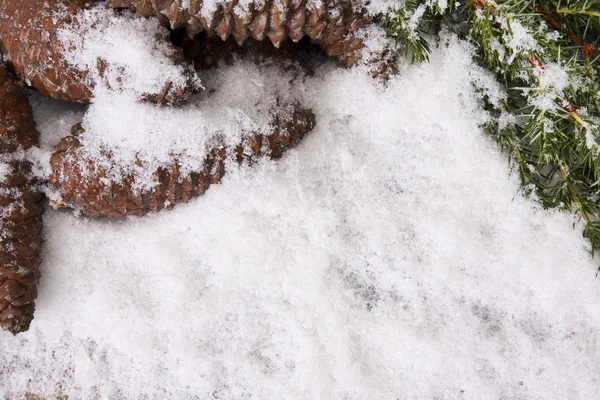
[1,34,600,399]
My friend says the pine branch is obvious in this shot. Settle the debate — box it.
[381,0,455,63]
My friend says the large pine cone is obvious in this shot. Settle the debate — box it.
[0,0,199,103]
[110,0,397,77]
[0,66,43,335]
[49,104,315,217]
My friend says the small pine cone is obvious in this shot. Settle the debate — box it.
[49,104,316,218]
[0,66,43,335]
[110,0,397,77]
[0,0,198,104]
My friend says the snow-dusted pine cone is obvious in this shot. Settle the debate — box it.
[0,66,43,335]
[110,0,397,77]
[49,105,315,217]
[0,0,199,103]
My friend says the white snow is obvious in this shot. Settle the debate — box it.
[1,32,600,399]
[500,18,540,65]
[407,4,427,39]
[0,161,11,183]
[366,0,403,15]
[528,61,572,112]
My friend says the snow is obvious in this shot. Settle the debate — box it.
[500,18,539,65]
[407,4,427,39]
[366,0,403,14]
[1,30,600,399]
[528,61,571,112]
[0,161,11,183]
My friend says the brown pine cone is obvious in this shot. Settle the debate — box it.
[0,0,199,104]
[49,104,316,217]
[110,0,397,78]
[0,66,43,335]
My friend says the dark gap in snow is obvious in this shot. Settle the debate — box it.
[169,29,332,74]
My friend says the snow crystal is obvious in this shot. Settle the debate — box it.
[408,4,427,39]
[1,32,599,399]
[199,0,222,23]
[427,0,451,11]
[0,161,11,183]
[526,61,571,112]
[501,18,540,65]
[366,0,403,15]
[233,0,254,19]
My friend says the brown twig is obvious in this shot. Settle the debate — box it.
[533,3,600,64]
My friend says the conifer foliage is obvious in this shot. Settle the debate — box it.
[383,0,600,261]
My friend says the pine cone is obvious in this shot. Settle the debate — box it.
[111,0,397,78]
[0,0,199,104]
[0,66,43,335]
[49,104,315,217]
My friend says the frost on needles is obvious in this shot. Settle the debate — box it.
[382,0,600,262]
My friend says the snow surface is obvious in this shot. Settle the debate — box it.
[1,33,600,399]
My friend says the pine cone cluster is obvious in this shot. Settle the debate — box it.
[0,66,43,335]
[0,0,396,334]
[0,0,198,104]
[111,0,396,77]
